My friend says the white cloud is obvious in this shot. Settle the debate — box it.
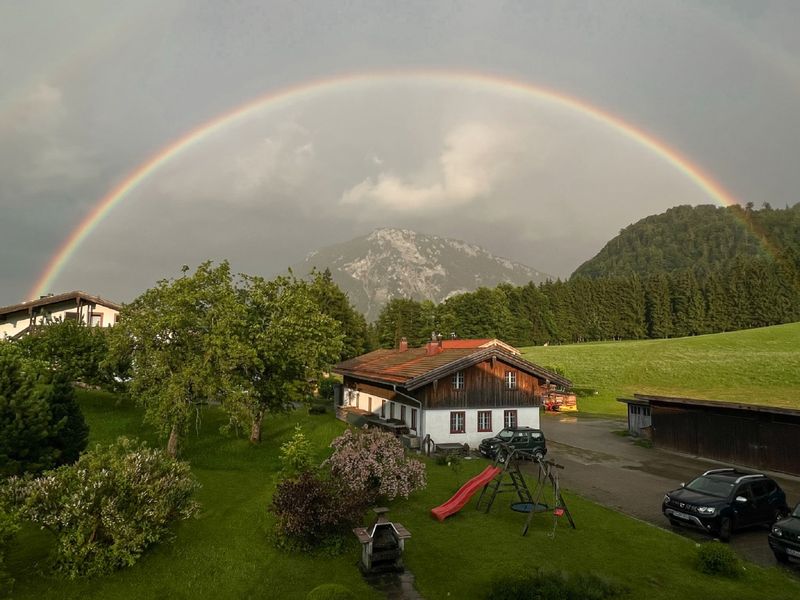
[341,121,517,212]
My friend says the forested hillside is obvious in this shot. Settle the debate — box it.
[375,254,800,348]
[572,203,800,279]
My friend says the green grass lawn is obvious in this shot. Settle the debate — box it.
[521,322,800,417]
[6,390,800,599]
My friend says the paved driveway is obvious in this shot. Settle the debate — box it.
[534,413,800,569]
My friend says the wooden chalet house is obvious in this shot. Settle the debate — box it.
[333,337,571,448]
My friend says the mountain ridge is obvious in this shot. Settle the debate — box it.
[293,228,550,320]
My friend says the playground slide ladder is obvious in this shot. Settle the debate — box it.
[475,449,533,513]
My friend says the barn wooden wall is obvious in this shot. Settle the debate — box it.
[652,403,800,475]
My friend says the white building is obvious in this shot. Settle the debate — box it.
[333,338,572,448]
[0,291,121,339]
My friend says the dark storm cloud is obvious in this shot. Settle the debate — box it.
[1,1,798,305]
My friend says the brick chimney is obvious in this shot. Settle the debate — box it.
[425,333,444,356]
[398,337,408,352]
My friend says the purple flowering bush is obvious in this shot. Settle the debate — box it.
[325,428,426,502]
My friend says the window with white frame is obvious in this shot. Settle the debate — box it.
[452,370,465,390]
[380,399,386,418]
[504,409,517,428]
[504,370,517,390]
[477,410,492,432]
[450,411,465,434]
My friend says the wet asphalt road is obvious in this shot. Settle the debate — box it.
[534,412,800,570]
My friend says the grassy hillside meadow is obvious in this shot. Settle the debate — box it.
[5,389,800,599]
[522,322,800,416]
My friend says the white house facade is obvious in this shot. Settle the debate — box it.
[0,291,121,339]
[333,337,571,449]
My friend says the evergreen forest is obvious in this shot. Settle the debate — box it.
[374,204,800,348]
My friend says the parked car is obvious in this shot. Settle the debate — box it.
[662,468,789,542]
[478,427,547,461]
[769,503,800,563]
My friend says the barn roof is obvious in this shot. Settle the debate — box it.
[624,394,800,418]
[334,340,571,391]
[0,291,121,317]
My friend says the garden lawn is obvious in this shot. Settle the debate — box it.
[521,322,800,416]
[7,391,800,599]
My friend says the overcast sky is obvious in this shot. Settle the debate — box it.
[1,1,798,306]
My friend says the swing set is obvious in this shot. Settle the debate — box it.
[475,444,576,537]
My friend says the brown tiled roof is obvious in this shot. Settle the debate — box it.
[334,341,571,390]
[0,291,121,316]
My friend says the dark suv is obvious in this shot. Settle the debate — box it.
[478,427,547,461]
[662,468,789,541]
[769,503,800,563]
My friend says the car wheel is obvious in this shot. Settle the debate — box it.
[717,517,733,542]
[773,550,789,564]
[533,450,544,461]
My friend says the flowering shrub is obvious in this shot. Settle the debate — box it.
[325,428,426,502]
[2,437,199,578]
[270,471,366,551]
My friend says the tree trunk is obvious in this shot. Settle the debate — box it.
[167,425,180,457]
[250,410,263,444]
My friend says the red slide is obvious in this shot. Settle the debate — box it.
[430,465,502,522]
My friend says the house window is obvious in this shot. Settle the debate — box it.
[400,405,406,424]
[380,399,386,418]
[452,371,465,390]
[411,408,417,430]
[477,410,492,432]
[389,402,395,420]
[368,396,372,412]
[90,312,103,327]
[504,410,518,429]
[450,411,466,434]
[64,312,78,321]
[505,371,517,390]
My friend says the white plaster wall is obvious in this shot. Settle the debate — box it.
[424,407,540,448]
[0,301,119,338]
[345,390,420,435]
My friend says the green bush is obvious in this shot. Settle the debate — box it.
[0,343,88,476]
[2,437,199,578]
[306,583,356,600]
[270,471,367,552]
[279,425,314,476]
[17,320,112,386]
[696,541,743,578]
[485,568,627,600]
[0,508,18,597]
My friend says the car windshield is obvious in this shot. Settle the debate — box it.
[497,429,514,441]
[685,476,734,498]
[792,504,800,518]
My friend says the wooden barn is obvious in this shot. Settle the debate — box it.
[333,337,571,449]
[619,394,800,476]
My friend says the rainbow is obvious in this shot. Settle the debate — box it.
[29,69,747,299]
